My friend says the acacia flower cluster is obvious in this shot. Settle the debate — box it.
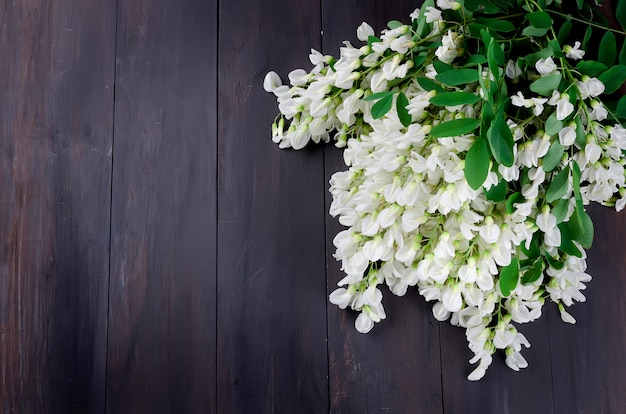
[265,0,626,380]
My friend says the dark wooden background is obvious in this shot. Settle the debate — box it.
[1,0,625,413]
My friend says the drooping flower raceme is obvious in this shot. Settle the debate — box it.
[265,0,626,380]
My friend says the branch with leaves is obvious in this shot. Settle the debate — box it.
[265,0,626,380]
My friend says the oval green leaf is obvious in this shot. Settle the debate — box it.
[371,94,393,119]
[530,73,562,96]
[474,17,516,32]
[499,258,520,297]
[542,141,564,172]
[484,179,507,202]
[545,113,564,136]
[487,114,514,167]
[598,32,617,66]
[576,60,608,77]
[618,0,626,30]
[429,92,480,106]
[521,258,544,285]
[522,26,549,37]
[546,167,570,203]
[526,11,553,28]
[416,77,445,92]
[435,69,480,86]
[431,118,480,138]
[465,136,490,190]
[598,65,626,94]
[396,92,411,127]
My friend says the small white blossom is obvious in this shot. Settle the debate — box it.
[564,41,585,60]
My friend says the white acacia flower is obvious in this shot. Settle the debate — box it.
[435,30,464,64]
[437,0,461,10]
[329,288,353,309]
[589,100,608,121]
[356,22,375,42]
[535,57,557,76]
[263,71,282,93]
[558,126,576,146]
[355,312,375,333]
[564,41,585,60]
[548,91,574,120]
[577,76,605,99]
[505,60,523,79]
[425,6,442,23]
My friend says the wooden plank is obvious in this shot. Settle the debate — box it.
[216,0,329,412]
[549,204,626,413]
[323,2,444,412]
[440,319,554,413]
[106,0,217,412]
[0,0,115,412]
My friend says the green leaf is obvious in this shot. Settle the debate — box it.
[568,205,594,249]
[371,94,393,119]
[435,69,480,86]
[433,60,454,73]
[576,60,608,77]
[396,92,411,127]
[542,141,564,172]
[598,32,617,66]
[522,26,549,37]
[429,92,480,106]
[548,39,564,58]
[487,114,514,167]
[413,54,427,68]
[529,73,562,96]
[521,259,543,285]
[557,20,572,44]
[544,252,565,270]
[464,0,501,13]
[523,47,553,67]
[582,26,592,49]
[545,113,564,136]
[363,91,394,101]
[558,222,583,257]
[546,167,570,203]
[368,35,381,46]
[474,17,516,32]
[487,40,504,77]
[521,234,541,260]
[485,179,507,202]
[416,77,445,93]
[616,95,626,119]
[552,198,570,224]
[431,118,480,138]
[463,54,488,67]
[506,192,524,214]
[575,117,586,147]
[499,258,520,297]
[465,137,490,190]
[387,20,404,29]
[599,65,626,94]
[571,161,583,205]
[620,41,626,66]
[526,11,553,28]
[619,0,626,30]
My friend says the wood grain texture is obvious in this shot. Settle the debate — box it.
[440,318,554,414]
[216,0,329,412]
[106,0,217,412]
[0,0,115,412]
[323,2,443,413]
[548,204,626,414]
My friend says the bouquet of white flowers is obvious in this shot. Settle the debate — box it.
[265,0,626,380]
